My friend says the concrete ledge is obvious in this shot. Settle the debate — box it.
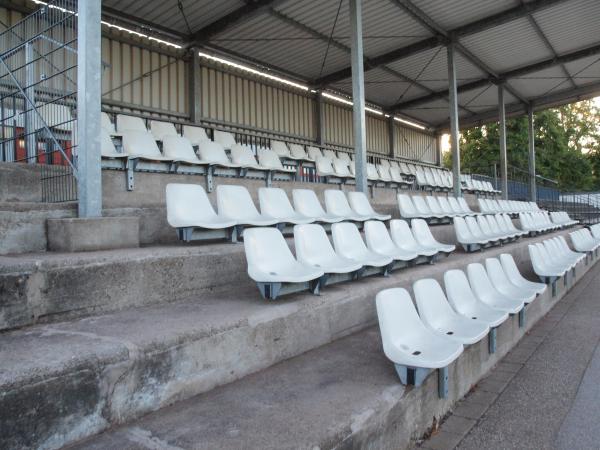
[0,234,596,450]
[47,216,140,252]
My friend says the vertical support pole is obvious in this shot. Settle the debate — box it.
[498,84,508,200]
[438,367,449,399]
[488,328,497,354]
[77,0,103,218]
[188,47,202,123]
[316,92,326,146]
[349,0,368,193]
[24,42,36,163]
[388,115,396,158]
[447,44,461,197]
[528,106,537,202]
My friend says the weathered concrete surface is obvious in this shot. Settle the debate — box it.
[67,258,598,450]
[0,238,596,450]
[0,227,578,332]
[47,216,139,252]
[0,163,43,202]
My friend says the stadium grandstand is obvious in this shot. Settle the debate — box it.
[1,0,600,449]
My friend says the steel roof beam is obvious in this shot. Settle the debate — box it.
[391,41,600,111]
[314,0,570,86]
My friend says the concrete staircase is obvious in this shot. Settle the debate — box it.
[1,226,592,450]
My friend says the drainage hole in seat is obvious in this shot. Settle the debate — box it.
[446,331,454,335]
[270,272,277,276]
[472,316,477,319]
[412,351,421,355]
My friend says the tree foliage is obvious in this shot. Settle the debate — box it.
[444,100,600,191]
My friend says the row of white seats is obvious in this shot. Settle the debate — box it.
[398,194,476,222]
[519,212,561,234]
[454,215,525,252]
[479,198,539,214]
[376,254,544,394]
[415,166,453,191]
[315,157,412,186]
[463,178,500,195]
[569,228,600,254]
[550,211,578,227]
[590,223,600,240]
[244,219,455,299]
[167,184,391,241]
[529,236,587,293]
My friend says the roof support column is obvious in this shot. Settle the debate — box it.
[77,0,102,217]
[388,116,396,158]
[349,0,368,193]
[315,92,326,146]
[188,47,202,123]
[447,44,461,197]
[498,83,508,200]
[528,106,537,202]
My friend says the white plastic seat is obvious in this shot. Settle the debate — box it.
[230,144,265,170]
[258,187,314,225]
[485,258,537,304]
[364,220,418,262]
[377,164,393,183]
[289,143,311,161]
[257,148,296,173]
[448,197,467,216]
[332,158,354,178]
[556,236,586,264]
[528,244,566,280]
[323,149,337,160]
[271,140,292,159]
[294,224,362,274]
[376,288,463,372]
[307,146,323,160]
[537,242,572,273]
[100,129,127,159]
[454,216,490,251]
[315,156,336,178]
[486,215,516,240]
[244,227,324,299]
[467,263,524,314]
[292,189,343,223]
[499,253,546,295]
[398,194,425,219]
[414,279,489,345]
[389,165,410,185]
[213,130,237,150]
[425,196,451,218]
[182,125,210,146]
[477,215,506,241]
[337,152,351,163]
[331,222,393,268]
[437,197,457,217]
[544,238,580,269]
[495,214,525,238]
[116,114,147,133]
[325,190,371,221]
[162,135,205,165]
[166,184,236,235]
[389,219,438,257]
[197,141,240,168]
[412,219,455,253]
[347,191,391,220]
[122,130,172,161]
[412,196,444,219]
[444,270,509,328]
[465,216,494,244]
[367,163,381,181]
[101,112,116,134]
[570,229,600,252]
[458,197,475,215]
[150,120,178,141]
[216,185,279,226]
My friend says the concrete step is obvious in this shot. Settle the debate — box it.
[67,257,593,450]
[0,232,594,450]
[0,226,577,332]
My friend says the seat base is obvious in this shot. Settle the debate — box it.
[394,365,449,398]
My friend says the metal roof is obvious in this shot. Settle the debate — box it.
[98,0,600,131]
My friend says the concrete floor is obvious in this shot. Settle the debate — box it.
[420,259,600,450]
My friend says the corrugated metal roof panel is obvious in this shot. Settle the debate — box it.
[460,17,553,72]
[563,55,600,87]
[533,0,600,55]
[458,83,518,109]
[508,66,569,99]
[413,0,515,31]
[402,98,450,124]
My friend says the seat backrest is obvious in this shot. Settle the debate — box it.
[258,187,296,218]
[258,148,286,170]
[292,189,326,217]
[379,159,390,167]
[101,129,118,156]
[162,135,198,161]
[244,227,296,271]
[364,220,395,253]
[217,185,261,219]
[316,156,335,175]
[347,191,376,216]
[101,112,115,134]
[182,125,210,145]
[230,143,259,166]
[197,140,231,164]
[213,130,237,149]
[398,194,417,216]
[426,196,444,214]
[307,146,323,160]
[117,114,147,133]
[454,216,473,241]
[444,269,479,314]
[437,196,454,214]
[289,143,308,159]
[466,216,485,238]
[337,152,351,162]
[399,162,411,174]
[467,263,497,300]
[377,164,392,181]
[413,278,456,328]
[389,219,419,247]
[122,130,163,158]
[166,183,216,227]
[150,120,178,141]
[333,158,352,176]
[324,190,354,217]
[499,253,524,282]
[323,149,337,160]
[448,197,463,214]
[294,223,338,265]
[331,222,368,257]
[389,166,404,183]
[485,257,512,290]
[458,197,471,213]
[411,219,436,245]
[367,163,380,180]
[477,215,494,236]
[271,140,290,157]
[412,196,432,215]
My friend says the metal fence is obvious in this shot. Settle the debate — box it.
[0,0,78,202]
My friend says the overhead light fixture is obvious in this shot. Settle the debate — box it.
[198,51,309,91]
[30,0,182,49]
[321,92,384,116]
[394,116,426,130]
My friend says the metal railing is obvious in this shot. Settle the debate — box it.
[0,0,78,202]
